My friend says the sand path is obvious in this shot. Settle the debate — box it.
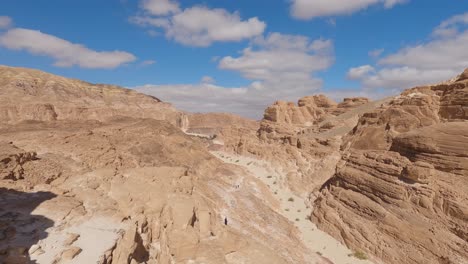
[212,151,374,264]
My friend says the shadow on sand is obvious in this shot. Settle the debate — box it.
[0,187,56,264]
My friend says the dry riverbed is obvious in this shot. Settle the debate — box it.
[211,151,375,264]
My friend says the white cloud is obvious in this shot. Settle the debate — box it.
[164,7,266,46]
[290,0,408,20]
[383,0,407,8]
[131,1,266,47]
[348,13,468,90]
[379,32,468,70]
[347,65,375,79]
[432,12,468,38]
[0,28,136,69]
[137,83,256,117]
[0,16,12,29]
[140,0,179,15]
[220,33,333,82]
[350,67,458,89]
[136,33,334,118]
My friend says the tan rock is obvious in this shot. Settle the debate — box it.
[60,247,82,261]
[63,233,80,246]
[313,69,468,264]
[0,66,318,264]
[0,65,186,127]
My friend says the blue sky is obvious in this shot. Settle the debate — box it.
[0,0,467,118]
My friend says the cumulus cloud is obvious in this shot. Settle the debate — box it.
[348,13,468,90]
[140,0,179,15]
[290,0,408,20]
[432,12,468,38]
[347,65,375,79]
[218,35,333,95]
[0,28,136,69]
[0,16,12,29]
[382,0,408,8]
[135,33,334,118]
[130,1,266,46]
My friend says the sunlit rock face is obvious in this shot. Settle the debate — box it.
[313,69,468,264]
[0,66,323,264]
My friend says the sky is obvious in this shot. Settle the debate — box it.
[0,0,467,118]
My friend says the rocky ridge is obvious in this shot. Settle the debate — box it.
[0,65,186,127]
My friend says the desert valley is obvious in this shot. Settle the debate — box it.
[1,1,468,263]
[0,65,467,264]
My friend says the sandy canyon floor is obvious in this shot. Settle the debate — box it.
[211,151,373,264]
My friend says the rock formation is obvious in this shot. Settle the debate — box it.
[0,65,185,127]
[313,70,468,264]
[219,94,387,197]
[0,66,325,264]
[216,70,467,264]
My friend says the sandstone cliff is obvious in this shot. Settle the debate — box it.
[313,70,468,264]
[0,65,185,127]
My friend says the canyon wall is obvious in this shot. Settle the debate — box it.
[313,70,468,264]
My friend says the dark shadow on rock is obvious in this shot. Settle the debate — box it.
[0,187,56,264]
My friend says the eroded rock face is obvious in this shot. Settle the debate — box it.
[0,66,186,127]
[262,95,337,128]
[218,95,385,198]
[313,70,468,264]
[0,66,320,264]
[0,143,37,180]
[259,95,373,141]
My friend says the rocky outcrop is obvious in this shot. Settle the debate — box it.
[259,95,372,141]
[313,69,468,264]
[263,95,336,125]
[0,143,36,180]
[218,95,385,197]
[391,122,468,176]
[0,66,186,127]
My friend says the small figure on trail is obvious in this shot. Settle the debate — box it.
[224,217,228,225]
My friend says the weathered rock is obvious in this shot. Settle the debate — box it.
[313,69,468,264]
[0,66,323,264]
[0,143,36,180]
[0,65,186,127]
[60,247,82,261]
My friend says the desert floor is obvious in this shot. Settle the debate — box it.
[212,151,374,264]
